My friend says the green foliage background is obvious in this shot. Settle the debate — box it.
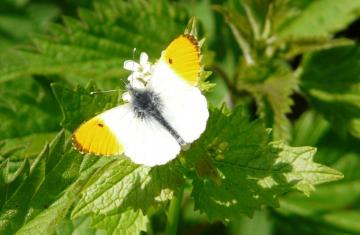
[0,0,359,234]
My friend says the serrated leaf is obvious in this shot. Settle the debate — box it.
[300,45,360,138]
[277,110,360,234]
[0,158,30,209]
[0,77,61,142]
[72,159,184,219]
[52,82,120,131]
[186,107,342,221]
[0,131,104,234]
[0,77,61,175]
[0,0,188,84]
[92,209,148,235]
[277,0,360,38]
[237,60,297,141]
[15,174,94,235]
[274,143,342,196]
[278,153,360,233]
[0,139,47,234]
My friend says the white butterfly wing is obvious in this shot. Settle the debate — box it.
[101,104,181,166]
[149,60,209,144]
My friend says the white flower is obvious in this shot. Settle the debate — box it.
[123,52,153,87]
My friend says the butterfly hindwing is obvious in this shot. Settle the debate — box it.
[73,104,181,166]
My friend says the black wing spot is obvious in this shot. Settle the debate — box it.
[97,123,104,128]
[168,58,173,64]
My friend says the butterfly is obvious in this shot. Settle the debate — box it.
[72,34,209,166]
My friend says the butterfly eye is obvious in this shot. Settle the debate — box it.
[168,58,173,64]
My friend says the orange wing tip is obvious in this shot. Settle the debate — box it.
[162,34,201,85]
[183,34,200,51]
[72,117,123,156]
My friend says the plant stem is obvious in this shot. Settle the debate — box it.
[165,185,184,235]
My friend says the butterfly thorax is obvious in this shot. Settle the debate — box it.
[128,85,186,146]
[128,86,162,119]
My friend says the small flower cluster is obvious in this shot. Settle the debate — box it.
[123,52,153,89]
[122,52,153,102]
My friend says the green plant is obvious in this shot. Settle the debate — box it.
[1,0,359,234]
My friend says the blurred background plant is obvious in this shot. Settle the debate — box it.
[0,0,359,235]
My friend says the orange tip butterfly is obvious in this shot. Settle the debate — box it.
[72,34,209,166]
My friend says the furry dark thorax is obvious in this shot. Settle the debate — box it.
[128,85,186,145]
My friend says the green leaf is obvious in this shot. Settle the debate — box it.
[277,0,360,38]
[322,211,360,233]
[0,158,30,209]
[55,216,106,235]
[15,175,93,235]
[0,131,103,234]
[229,210,272,235]
[91,209,148,235]
[240,0,272,40]
[237,60,297,141]
[278,154,360,233]
[52,82,120,131]
[300,45,360,138]
[213,5,254,65]
[350,118,360,139]
[0,0,188,84]
[290,111,330,147]
[71,159,184,220]
[282,37,354,59]
[0,144,47,234]
[0,76,61,173]
[277,110,360,234]
[186,107,342,221]
[0,77,61,140]
[0,2,60,53]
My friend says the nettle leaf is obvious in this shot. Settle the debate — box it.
[213,5,255,65]
[186,107,342,221]
[72,159,184,219]
[300,45,360,138]
[0,131,103,234]
[52,82,120,131]
[277,0,360,38]
[236,60,297,142]
[55,215,105,235]
[239,0,272,40]
[92,209,148,235]
[0,77,61,163]
[15,175,91,235]
[278,110,360,234]
[0,2,60,53]
[0,0,188,83]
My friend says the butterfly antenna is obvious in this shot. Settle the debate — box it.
[130,48,137,87]
[90,89,123,95]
